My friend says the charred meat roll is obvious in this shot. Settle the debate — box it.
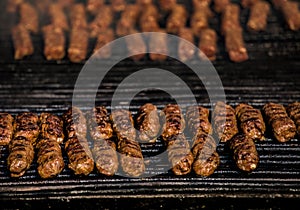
[190,4,212,36]
[13,112,40,145]
[235,103,266,141]
[178,28,195,62]
[111,0,126,12]
[87,106,113,141]
[139,4,159,32]
[110,109,136,140]
[229,134,259,172]
[116,4,140,36]
[7,0,24,13]
[198,28,217,61]
[225,27,248,63]
[191,133,220,177]
[7,136,34,177]
[213,0,230,13]
[287,102,300,136]
[19,2,39,34]
[42,25,66,61]
[125,29,147,61]
[92,139,118,176]
[281,1,300,31]
[11,24,34,60]
[89,6,113,38]
[117,136,145,177]
[221,3,241,35]
[166,4,188,34]
[87,0,104,15]
[111,109,145,177]
[65,135,94,175]
[212,101,238,142]
[149,29,168,61]
[0,113,14,146]
[70,3,87,29]
[166,133,194,176]
[49,3,69,31]
[135,103,161,143]
[68,27,89,63]
[40,113,64,144]
[263,103,296,142]
[158,0,177,12]
[186,105,212,136]
[93,29,115,59]
[63,107,87,139]
[36,138,65,179]
[247,1,270,32]
[160,104,186,141]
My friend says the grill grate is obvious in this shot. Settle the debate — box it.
[0,0,300,209]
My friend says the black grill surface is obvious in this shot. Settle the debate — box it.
[0,0,300,209]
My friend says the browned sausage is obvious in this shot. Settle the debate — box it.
[93,29,115,59]
[212,101,238,142]
[11,24,34,60]
[135,103,161,143]
[116,4,140,36]
[229,134,259,172]
[19,2,39,34]
[62,107,87,139]
[40,113,65,144]
[89,6,113,38]
[178,28,195,62]
[0,113,14,146]
[70,3,87,29]
[198,28,217,61]
[111,0,126,12]
[87,0,104,15]
[286,102,300,136]
[68,27,89,63]
[235,103,266,141]
[149,29,168,61]
[42,25,66,61]
[139,4,159,32]
[166,4,188,34]
[241,0,260,8]
[281,1,300,31]
[247,1,270,32]
[263,103,296,142]
[125,29,147,61]
[213,0,230,13]
[7,0,24,13]
[49,3,69,31]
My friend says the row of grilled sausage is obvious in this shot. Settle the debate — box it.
[9,0,300,63]
[0,101,300,178]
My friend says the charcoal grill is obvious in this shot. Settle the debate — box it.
[0,0,300,209]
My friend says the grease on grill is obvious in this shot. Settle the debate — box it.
[135,103,161,143]
[110,109,145,177]
[286,102,300,136]
[212,101,238,142]
[263,102,296,142]
[229,134,259,173]
[0,113,14,146]
[235,103,266,141]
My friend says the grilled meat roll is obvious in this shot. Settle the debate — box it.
[11,24,34,60]
[186,105,212,137]
[149,29,168,61]
[198,28,217,61]
[263,102,296,142]
[280,1,300,31]
[241,0,260,8]
[0,113,14,146]
[111,109,145,177]
[7,136,34,177]
[135,103,161,143]
[14,112,40,145]
[89,5,113,38]
[212,101,238,142]
[166,4,188,34]
[70,3,87,29]
[36,138,65,179]
[287,102,300,136]
[63,107,87,139]
[213,0,230,13]
[116,4,140,36]
[160,104,186,141]
[49,3,69,31]
[190,4,211,36]
[139,4,159,32]
[229,134,259,172]
[111,0,126,12]
[7,0,24,13]
[247,1,270,32]
[191,133,220,177]
[87,0,104,15]
[40,113,64,144]
[158,0,177,12]
[125,29,147,61]
[65,135,94,175]
[93,29,115,59]
[42,25,66,61]
[92,139,118,176]
[19,2,39,34]
[166,133,194,176]
[235,103,266,141]
[68,27,89,63]
[88,106,114,141]
[178,28,195,62]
